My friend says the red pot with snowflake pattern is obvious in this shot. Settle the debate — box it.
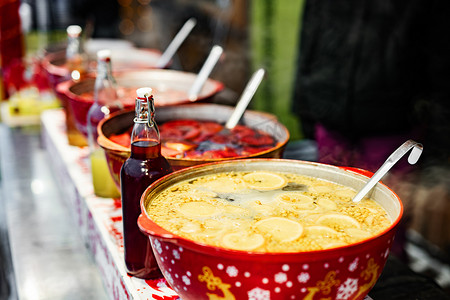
[138,159,403,300]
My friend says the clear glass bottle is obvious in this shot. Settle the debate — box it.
[65,25,88,81]
[87,49,121,198]
[64,25,88,146]
[120,87,172,279]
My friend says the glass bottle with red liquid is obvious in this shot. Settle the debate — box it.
[120,87,172,278]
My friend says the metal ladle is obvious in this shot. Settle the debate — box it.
[155,18,197,69]
[188,45,223,101]
[195,68,265,152]
[225,68,265,129]
[352,139,423,203]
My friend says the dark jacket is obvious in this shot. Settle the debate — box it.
[293,0,450,149]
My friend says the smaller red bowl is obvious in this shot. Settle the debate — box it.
[97,104,290,190]
[56,69,225,137]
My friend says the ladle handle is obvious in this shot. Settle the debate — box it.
[352,139,423,203]
[188,45,223,101]
[225,68,265,129]
[155,18,197,68]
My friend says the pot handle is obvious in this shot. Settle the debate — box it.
[137,214,179,243]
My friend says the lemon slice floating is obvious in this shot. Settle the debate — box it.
[202,178,244,193]
[319,239,348,249]
[243,172,287,191]
[198,219,226,238]
[344,228,372,240]
[316,213,361,230]
[178,202,219,218]
[317,198,338,210]
[249,201,274,215]
[277,192,314,209]
[255,217,303,242]
[335,188,357,199]
[310,185,333,194]
[305,225,339,237]
[179,222,201,233]
[222,232,265,251]
[223,205,252,217]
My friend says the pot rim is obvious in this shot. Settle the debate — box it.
[138,158,404,261]
[42,47,165,76]
[42,51,68,77]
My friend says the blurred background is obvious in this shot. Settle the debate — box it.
[2,0,304,139]
[1,0,450,299]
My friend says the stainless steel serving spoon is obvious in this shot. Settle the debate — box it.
[352,139,423,203]
[225,68,265,130]
[195,68,265,152]
[188,45,223,101]
[155,18,197,68]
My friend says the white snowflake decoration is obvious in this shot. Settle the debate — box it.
[164,271,174,285]
[153,240,162,254]
[226,266,239,277]
[297,272,310,283]
[248,287,271,300]
[336,278,359,300]
[348,258,359,272]
[274,272,287,284]
[182,275,191,285]
[172,249,180,260]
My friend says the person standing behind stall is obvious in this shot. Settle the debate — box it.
[292,0,450,261]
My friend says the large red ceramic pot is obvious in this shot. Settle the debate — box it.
[138,159,403,300]
[97,104,290,190]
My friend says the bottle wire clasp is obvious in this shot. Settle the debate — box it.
[145,94,155,128]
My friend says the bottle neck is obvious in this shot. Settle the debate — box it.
[94,58,118,106]
[66,34,87,80]
[130,96,161,155]
[66,35,82,58]
[96,58,114,80]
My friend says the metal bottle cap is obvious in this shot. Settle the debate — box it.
[67,25,82,37]
[136,87,153,99]
[97,49,112,61]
